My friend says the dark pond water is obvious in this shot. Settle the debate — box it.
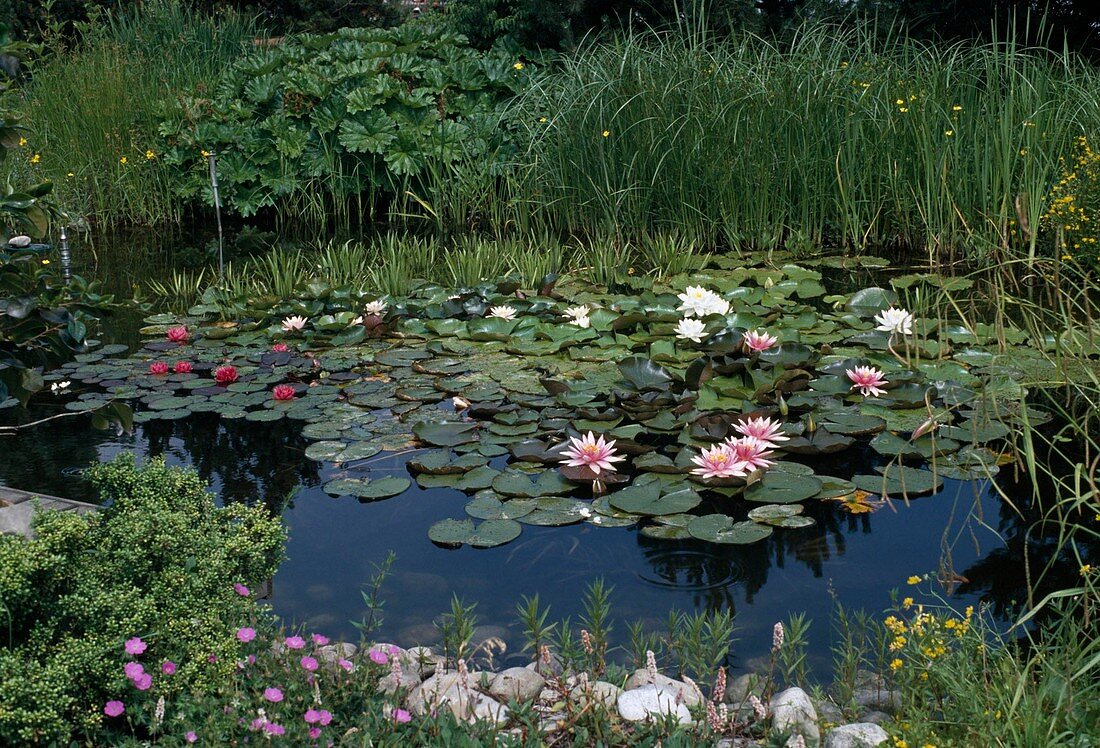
[0,230,1062,676]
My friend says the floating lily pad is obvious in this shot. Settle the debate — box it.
[428,518,522,548]
[853,465,943,498]
[687,514,773,544]
[609,481,700,516]
[747,504,816,528]
[413,420,480,446]
[465,493,537,520]
[744,472,822,504]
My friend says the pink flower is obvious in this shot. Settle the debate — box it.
[311,633,329,646]
[124,637,147,655]
[300,656,319,671]
[161,661,176,675]
[725,436,776,471]
[104,700,125,718]
[304,708,332,724]
[148,362,169,376]
[846,365,889,397]
[690,444,747,480]
[368,649,388,665]
[284,635,305,650]
[247,654,257,665]
[234,583,250,596]
[309,726,322,739]
[133,673,152,691]
[264,723,285,736]
[185,731,197,743]
[166,326,190,343]
[214,365,238,385]
[237,627,256,643]
[124,662,145,680]
[263,687,284,703]
[337,658,353,672]
[733,416,790,446]
[281,315,307,332]
[173,361,193,374]
[559,432,625,475]
[249,717,267,731]
[317,710,332,726]
[272,343,289,353]
[273,384,296,402]
[743,329,778,352]
[392,708,412,723]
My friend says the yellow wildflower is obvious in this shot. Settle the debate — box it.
[944,130,954,137]
[513,62,524,71]
[67,171,75,177]
[30,153,40,164]
[119,156,128,164]
[907,575,921,585]
[539,117,547,123]
[899,107,908,112]
[145,149,156,160]
[602,130,610,138]
[889,658,903,671]
[952,105,962,111]
[41,259,50,265]
[902,597,914,609]
[201,149,211,158]
[895,98,904,105]
[1082,564,1093,576]
[18,136,27,147]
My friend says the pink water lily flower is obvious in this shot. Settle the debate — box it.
[166,326,190,343]
[691,444,748,479]
[559,432,625,475]
[173,361,192,374]
[281,315,308,332]
[272,343,289,353]
[725,436,776,471]
[846,365,889,397]
[743,330,778,353]
[272,384,296,401]
[733,416,789,446]
[148,361,169,376]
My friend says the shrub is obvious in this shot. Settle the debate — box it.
[157,24,529,224]
[0,454,285,745]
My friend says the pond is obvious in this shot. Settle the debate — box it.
[0,234,1058,677]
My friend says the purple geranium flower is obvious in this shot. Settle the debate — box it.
[104,701,125,718]
[234,583,250,596]
[300,656,318,672]
[133,673,152,691]
[185,731,197,743]
[124,637,147,655]
[237,627,256,643]
[263,687,284,703]
[161,661,176,675]
[124,662,145,680]
[284,635,305,650]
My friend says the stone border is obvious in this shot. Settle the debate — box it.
[0,487,99,538]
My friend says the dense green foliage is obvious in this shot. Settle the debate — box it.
[158,24,529,223]
[0,455,285,744]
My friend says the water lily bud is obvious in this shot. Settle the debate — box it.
[777,393,789,417]
[764,277,775,290]
[805,414,817,433]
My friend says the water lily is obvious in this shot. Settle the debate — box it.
[166,326,190,343]
[50,380,71,394]
[744,330,778,353]
[677,285,717,317]
[734,416,790,445]
[725,436,776,471]
[214,365,239,386]
[706,296,731,316]
[675,317,708,343]
[273,384,295,401]
[691,444,747,479]
[846,366,889,397]
[281,315,307,332]
[563,304,589,321]
[874,307,914,336]
[560,432,625,475]
[488,305,517,320]
[148,362,169,376]
[350,316,364,326]
[364,299,387,316]
[570,314,591,328]
[173,361,192,374]
[271,343,289,353]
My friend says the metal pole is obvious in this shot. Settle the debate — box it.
[207,152,225,277]
[58,226,71,285]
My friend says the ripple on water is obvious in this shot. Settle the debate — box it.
[637,549,743,591]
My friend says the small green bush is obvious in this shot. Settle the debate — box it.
[0,454,285,745]
[157,24,529,222]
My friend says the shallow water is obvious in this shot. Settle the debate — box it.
[0,231,1049,676]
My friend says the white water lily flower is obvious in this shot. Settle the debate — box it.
[350,316,364,326]
[675,317,708,343]
[563,305,589,321]
[488,305,517,320]
[677,285,714,317]
[364,299,387,316]
[705,295,731,316]
[570,314,591,328]
[281,315,307,332]
[874,307,914,336]
[50,381,71,394]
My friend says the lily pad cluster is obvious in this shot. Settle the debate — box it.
[47,260,1048,550]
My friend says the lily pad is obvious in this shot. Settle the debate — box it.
[744,472,822,504]
[687,514,774,544]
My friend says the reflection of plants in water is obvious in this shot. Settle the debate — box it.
[141,413,317,511]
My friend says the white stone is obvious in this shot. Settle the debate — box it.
[617,684,692,724]
[317,642,357,665]
[824,723,890,748]
[771,687,821,746]
[622,669,704,708]
[571,680,623,710]
[407,671,509,724]
[7,235,31,248]
[488,667,546,702]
